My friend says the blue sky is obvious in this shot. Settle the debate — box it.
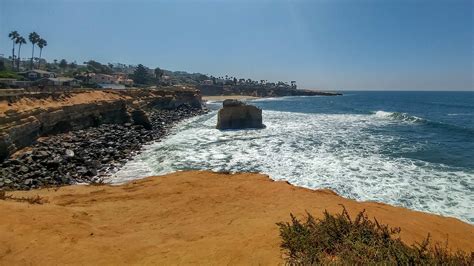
[1,0,472,90]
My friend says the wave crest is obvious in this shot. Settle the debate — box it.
[374,111,425,123]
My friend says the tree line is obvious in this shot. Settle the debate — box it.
[8,30,48,71]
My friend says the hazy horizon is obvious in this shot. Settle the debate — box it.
[1,0,472,91]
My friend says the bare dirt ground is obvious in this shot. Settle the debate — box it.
[1,171,473,265]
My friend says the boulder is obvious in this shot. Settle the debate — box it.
[216,100,265,130]
[130,109,153,130]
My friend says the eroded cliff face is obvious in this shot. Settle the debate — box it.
[0,89,202,161]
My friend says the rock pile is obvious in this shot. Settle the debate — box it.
[0,105,205,190]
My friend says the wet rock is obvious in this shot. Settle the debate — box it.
[65,149,75,158]
[24,179,33,186]
[130,109,153,130]
[19,166,29,173]
[216,100,265,130]
[46,159,61,167]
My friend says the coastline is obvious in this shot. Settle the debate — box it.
[1,170,472,265]
[0,89,206,190]
[202,95,260,101]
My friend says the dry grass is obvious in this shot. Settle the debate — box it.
[0,190,47,204]
[277,206,473,265]
[89,177,109,186]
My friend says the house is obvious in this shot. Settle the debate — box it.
[20,70,57,80]
[36,77,80,87]
[114,72,128,79]
[201,80,213,85]
[88,73,117,84]
[116,77,133,86]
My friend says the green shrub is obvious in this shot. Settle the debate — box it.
[277,206,473,265]
[0,70,22,79]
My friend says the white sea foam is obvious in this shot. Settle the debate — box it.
[112,110,474,223]
[448,113,474,116]
[374,110,425,123]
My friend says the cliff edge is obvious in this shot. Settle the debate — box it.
[0,88,202,161]
[1,171,472,265]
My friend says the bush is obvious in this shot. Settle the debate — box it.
[0,70,22,79]
[0,190,47,204]
[277,206,473,265]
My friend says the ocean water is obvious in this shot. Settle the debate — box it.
[112,91,474,223]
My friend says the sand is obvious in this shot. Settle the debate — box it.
[1,171,473,265]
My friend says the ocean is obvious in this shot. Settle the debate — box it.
[113,91,474,223]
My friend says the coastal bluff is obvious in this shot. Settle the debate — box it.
[198,84,342,97]
[0,171,472,265]
[0,88,202,162]
[216,99,264,129]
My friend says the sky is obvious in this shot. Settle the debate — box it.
[0,0,473,90]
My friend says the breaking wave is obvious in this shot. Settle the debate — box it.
[373,111,425,123]
[374,110,474,135]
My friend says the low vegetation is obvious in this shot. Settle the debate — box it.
[277,206,473,265]
[0,70,22,79]
[0,190,47,204]
[89,177,109,186]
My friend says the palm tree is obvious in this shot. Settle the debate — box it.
[28,32,40,69]
[37,38,47,69]
[15,36,26,71]
[8,31,20,69]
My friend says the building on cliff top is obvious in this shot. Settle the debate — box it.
[19,70,57,81]
[35,77,81,87]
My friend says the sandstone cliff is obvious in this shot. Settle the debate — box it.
[0,88,202,161]
[216,99,264,129]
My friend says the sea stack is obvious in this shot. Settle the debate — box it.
[216,99,265,130]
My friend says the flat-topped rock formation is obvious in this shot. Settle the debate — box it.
[216,99,264,129]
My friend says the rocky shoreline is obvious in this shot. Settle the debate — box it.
[0,105,206,190]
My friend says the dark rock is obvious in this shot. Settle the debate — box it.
[216,100,265,130]
[0,104,207,190]
[65,149,75,158]
[87,168,98,176]
[35,150,50,158]
[223,99,245,107]
[77,166,88,176]
[130,109,153,130]
[19,166,29,173]
[46,159,61,167]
